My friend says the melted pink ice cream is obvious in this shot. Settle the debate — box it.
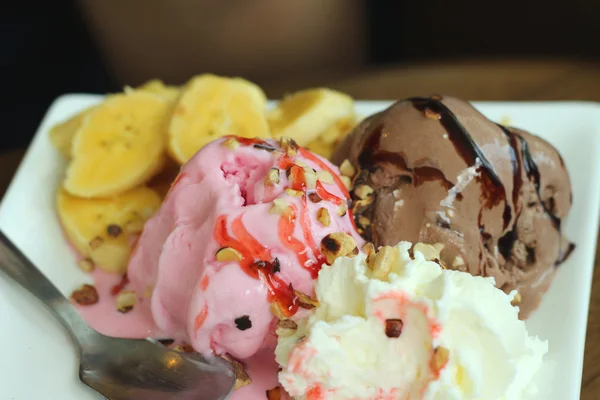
[119,137,362,398]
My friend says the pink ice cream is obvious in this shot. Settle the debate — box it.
[126,136,362,396]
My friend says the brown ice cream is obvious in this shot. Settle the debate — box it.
[333,96,574,318]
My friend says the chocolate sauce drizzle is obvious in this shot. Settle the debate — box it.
[409,97,512,231]
[496,124,573,265]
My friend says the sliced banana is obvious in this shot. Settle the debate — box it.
[64,91,170,198]
[268,88,356,147]
[57,187,161,274]
[167,74,269,164]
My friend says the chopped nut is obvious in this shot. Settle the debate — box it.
[264,168,280,186]
[385,319,404,338]
[294,290,319,309]
[303,166,317,189]
[339,159,356,177]
[357,215,371,229]
[316,170,334,184]
[362,242,377,269]
[266,386,282,400]
[452,255,465,268]
[320,233,358,264]
[71,284,99,306]
[270,198,290,215]
[229,358,252,390]
[106,224,123,238]
[336,204,347,217]
[89,236,104,250]
[372,246,399,280]
[116,290,137,313]
[215,247,243,262]
[270,302,287,320]
[431,347,450,374]
[284,188,303,197]
[308,192,322,203]
[144,286,154,298]
[78,258,95,273]
[353,197,374,211]
[276,319,298,337]
[511,292,522,306]
[317,208,331,227]
[280,137,298,157]
[354,185,373,200]
[222,137,240,150]
[413,243,442,261]
[424,108,442,120]
[340,176,352,190]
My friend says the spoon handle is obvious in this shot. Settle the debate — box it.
[0,230,90,346]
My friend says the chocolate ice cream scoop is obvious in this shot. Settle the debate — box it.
[333,96,574,318]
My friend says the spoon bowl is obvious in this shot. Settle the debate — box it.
[0,231,235,400]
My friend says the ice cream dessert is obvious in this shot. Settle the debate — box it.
[332,96,574,318]
[126,135,363,397]
[276,242,548,399]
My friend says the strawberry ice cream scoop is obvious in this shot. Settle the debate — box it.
[127,136,363,364]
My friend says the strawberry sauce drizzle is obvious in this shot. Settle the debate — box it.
[110,275,129,296]
[206,136,354,321]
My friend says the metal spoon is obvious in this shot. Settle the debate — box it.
[0,231,235,400]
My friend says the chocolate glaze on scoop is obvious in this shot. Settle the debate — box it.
[333,96,574,318]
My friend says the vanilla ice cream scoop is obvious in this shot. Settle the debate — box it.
[275,242,547,400]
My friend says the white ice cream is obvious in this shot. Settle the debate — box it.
[275,242,547,400]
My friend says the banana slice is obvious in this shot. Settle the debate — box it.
[49,107,95,159]
[168,74,269,164]
[306,116,357,159]
[135,79,180,102]
[64,91,170,198]
[57,187,162,274]
[268,88,356,147]
[49,80,178,159]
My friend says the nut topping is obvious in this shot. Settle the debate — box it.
[303,167,317,189]
[106,224,123,238]
[266,386,282,400]
[270,199,290,215]
[336,204,347,217]
[78,258,95,273]
[385,319,404,338]
[362,242,376,269]
[320,232,358,264]
[284,188,303,197]
[71,284,99,306]
[264,168,280,186]
[280,137,298,157]
[354,185,373,200]
[229,358,252,389]
[372,246,399,280]
[339,159,356,178]
[357,215,371,229]
[215,247,243,262]
[270,302,287,320]
[116,290,137,313]
[431,347,450,374]
[511,292,522,306]
[317,208,331,227]
[222,137,240,150]
[294,290,319,309]
[276,319,298,337]
[316,170,334,184]
[340,176,352,190]
[424,108,442,120]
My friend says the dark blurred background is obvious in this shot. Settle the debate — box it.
[2,0,599,151]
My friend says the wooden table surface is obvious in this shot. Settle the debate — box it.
[2,59,599,397]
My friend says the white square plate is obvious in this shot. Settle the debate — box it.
[1,95,599,399]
